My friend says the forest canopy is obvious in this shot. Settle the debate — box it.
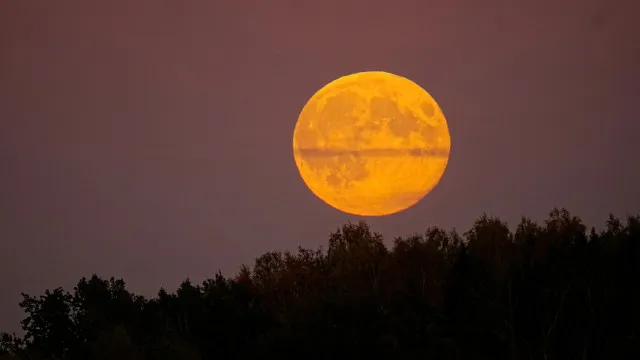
[1,208,639,359]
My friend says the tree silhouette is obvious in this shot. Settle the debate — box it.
[1,208,639,359]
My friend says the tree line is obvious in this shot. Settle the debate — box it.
[1,208,639,359]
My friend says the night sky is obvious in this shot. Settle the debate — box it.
[1,0,638,333]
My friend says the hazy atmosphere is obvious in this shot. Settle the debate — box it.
[1,0,638,335]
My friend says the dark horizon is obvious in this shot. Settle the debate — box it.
[1,0,639,337]
[2,210,639,359]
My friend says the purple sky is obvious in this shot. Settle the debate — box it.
[1,0,638,333]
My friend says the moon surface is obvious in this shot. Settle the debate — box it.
[292,71,451,216]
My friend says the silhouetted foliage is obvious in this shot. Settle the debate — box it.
[2,208,639,359]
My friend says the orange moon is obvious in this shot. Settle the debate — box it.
[292,71,451,216]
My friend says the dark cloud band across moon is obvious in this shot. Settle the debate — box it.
[294,147,450,158]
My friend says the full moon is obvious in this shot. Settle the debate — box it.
[292,71,451,216]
